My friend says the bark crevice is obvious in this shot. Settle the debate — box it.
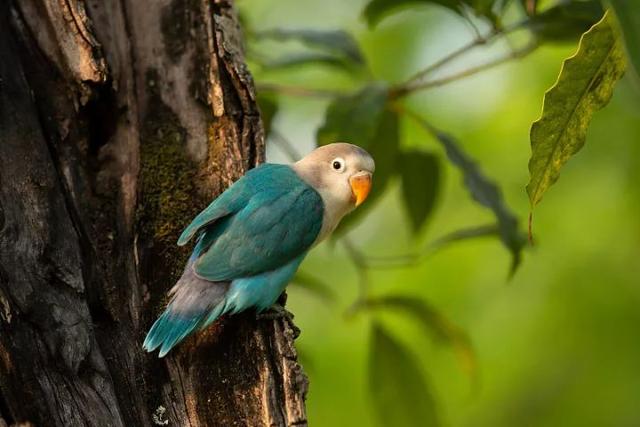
[0,0,308,426]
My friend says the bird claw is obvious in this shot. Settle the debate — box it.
[256,304,295,321]
[257,304,301,338]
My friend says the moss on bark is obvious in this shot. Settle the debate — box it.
[137,69,202,281]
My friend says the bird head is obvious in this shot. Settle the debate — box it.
[293,143,375,214]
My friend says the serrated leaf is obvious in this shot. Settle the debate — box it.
[366,296,476,378]
[292,271,336,303]
[362,0,501,27]
[257,94,278,138]
[369,324,440,427]
[432,129,525,274]
[399,151,440,232]
[528,1,604,42]
[258,29,364,64]
[608,0,640,83]
[527,12,626,209]
[317,85,399,236]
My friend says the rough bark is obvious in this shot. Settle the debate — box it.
[0,0,308,426]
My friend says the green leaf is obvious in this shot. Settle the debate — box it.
[257,94,278,138]
[258,29,364,65]
[362,0,501,27]
[291,271,336,303]
[369,324,440,427]
[336,110,400,236]
[472,0,502,24]
[527,1,604,43]
[260,52,357,72]
[364,0,453,27]
[399,150,440,232]
[317,85,399,236]
[367,296,476,378]
[430,223,498,248]
[608,0,640,83]
[317,84,388,146]
[527,12,626,209]
[433,130,525,274]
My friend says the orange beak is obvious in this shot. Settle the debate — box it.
[349,172,372,207]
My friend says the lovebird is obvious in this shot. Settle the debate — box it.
[143,143,375,357]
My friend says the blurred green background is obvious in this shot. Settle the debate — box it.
[238,0,640,425]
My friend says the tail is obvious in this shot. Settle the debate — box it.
[143,264,229,357]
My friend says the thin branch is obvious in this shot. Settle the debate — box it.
[342,237,368,275]
[271,130,303,162]
[460,7,486,41]
[360,224,499,269]
[392,16,537,98]
[341,223,497,316]
[259,24,535,100]
[391,102,435,134]
[394,32,498,98]
[257,82,343,98]
[395,40,538,96]
[342,237,372,317]
[526,0,537,16]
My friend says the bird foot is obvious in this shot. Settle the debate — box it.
[257,304,301,338]
[256,304,295,321]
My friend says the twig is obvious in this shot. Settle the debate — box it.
[257,82,343,98]
[342,237,369,282]
[392,16,536,98]
[461,7,485,41]
[526,0,537,16]
[395,32,498,97]
[271,130,303,161]
[360,224,499,269]
[395,41,538,96]
[342,237,372,317]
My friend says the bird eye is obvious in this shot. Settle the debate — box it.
[331,157,346,172]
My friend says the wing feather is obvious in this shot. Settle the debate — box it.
[177,180,249,246]
[183,164,324,281]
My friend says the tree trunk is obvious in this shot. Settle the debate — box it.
[0,0,308,425]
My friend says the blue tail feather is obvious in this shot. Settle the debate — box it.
[143,306,207,357]
[143,253,306,356]
[143,262,229,357]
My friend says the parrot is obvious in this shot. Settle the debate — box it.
[143,142,375,357]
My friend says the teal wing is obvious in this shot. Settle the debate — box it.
[178,164,272,246]
[180,164,325,281]
[194,185,323,281]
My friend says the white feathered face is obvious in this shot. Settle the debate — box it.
[293,142,375,214]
